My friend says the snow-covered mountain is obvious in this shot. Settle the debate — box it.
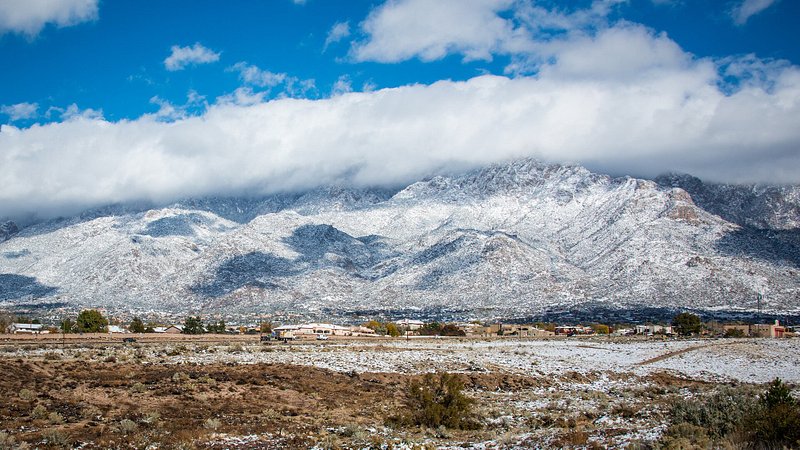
[1,159,798,319]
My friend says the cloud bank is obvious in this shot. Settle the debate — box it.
[0,0,98,37]
[1,1,799,222]
[3,25,800,221]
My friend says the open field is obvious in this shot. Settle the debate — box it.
[0,336,797,449]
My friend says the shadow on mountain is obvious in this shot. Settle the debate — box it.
[142,214,199,237]
[191,252,300,297]
[715,227,800,268]
[0,274,58,301]
[194,224,400,298]
[283,224,379,269]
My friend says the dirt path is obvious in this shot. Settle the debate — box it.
[636,341,736,366]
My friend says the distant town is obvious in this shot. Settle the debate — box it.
[2,309,794,340]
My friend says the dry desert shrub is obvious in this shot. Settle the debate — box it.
[394,372,479,430]
[658,422,712,450]
[612,402,640,419]
[43,352,62,361]
[0,431,16,448]
[203,418,221,431]
[30,404,48,420]
[117,418,137,435]
[47,411,64,425]
[142,410,161,426]
[18,388,35,401]
[41,429,70,448]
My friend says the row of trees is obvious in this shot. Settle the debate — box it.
[181,316,272,335]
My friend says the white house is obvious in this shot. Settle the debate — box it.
[273,323,356,338]
[635,324,673,335]
[153,325,183,334]
[6,323,46,334]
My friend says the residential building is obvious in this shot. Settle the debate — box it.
[6,323,45,334]
[394,319,424,330]
[751,320,785,338]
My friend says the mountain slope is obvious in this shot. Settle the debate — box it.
[1,159,797,318]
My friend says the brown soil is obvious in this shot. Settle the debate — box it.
[0,357,539,449]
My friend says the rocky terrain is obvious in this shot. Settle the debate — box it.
[0,159,798,318]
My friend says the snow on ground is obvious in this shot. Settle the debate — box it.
[160,337,799,383]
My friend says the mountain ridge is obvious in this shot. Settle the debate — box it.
[1,159,798,319]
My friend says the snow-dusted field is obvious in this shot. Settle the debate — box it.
[155,337,799,383]
[10,336,798,448]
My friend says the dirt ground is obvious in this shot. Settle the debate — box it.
[0,355,553,449]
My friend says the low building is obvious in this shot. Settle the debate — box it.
[108,325,127,334]
[394,319,424,330]
[500,324,554,337]
[634,325,673,335]
[349,325,377,336]
[751,320,785,338]
[6,323,45,334]
[153,325,183,334]
[555,325,594,336]
[273,323,352,338]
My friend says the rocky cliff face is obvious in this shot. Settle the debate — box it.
[1,159,797,318]
[0,221,18,242]
[656,174,800,230]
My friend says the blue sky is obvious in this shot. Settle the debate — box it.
[1,0,798,122]
[1,0,799,220]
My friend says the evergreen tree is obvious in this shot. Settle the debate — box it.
[76,310,108,333]
[129,317,145,333]
[60,318,76,333]
[182,316,205,334]
[672,312,702,336]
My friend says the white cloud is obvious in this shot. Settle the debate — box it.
[229,62,287,88]
[164,43,221,71]
[331,75,353,95]
[351,0,531,62]
[0,0,98,37]
[228,62,317,98]
[1,102,38,121]
[350,0,625,64]
[147,92,208,122]
[730,0,778,25]
[324,21,350,51]
[61,103,103,121]
[216,87,268,106]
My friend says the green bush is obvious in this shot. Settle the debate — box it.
[664,379,800,449]
[658,422,711,450]
[723,328,745,338]
[669,385,758,438]
[742,378,800,448]
[402,373,477,430]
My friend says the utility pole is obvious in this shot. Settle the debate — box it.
[757,293,763,315]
